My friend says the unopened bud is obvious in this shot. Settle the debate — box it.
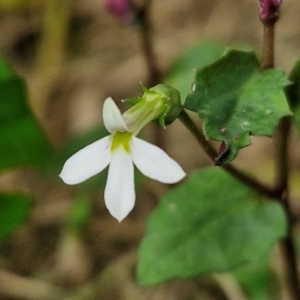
[258,0,282,23]
[149,84,182,126]
[104,0,133,25]
[122,84,182,134]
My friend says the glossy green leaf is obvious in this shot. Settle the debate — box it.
[164,41,225,100]
[137,168,287,286]
[185,50,291,164]
[0,57,52,171]
[0,193,32,245]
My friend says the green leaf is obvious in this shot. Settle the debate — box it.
[184,50,291,164]
[137,168,287,286]
[286,56,300,135]
[0,57,52,171]
[0,193,32,245]
[164,41,225,100]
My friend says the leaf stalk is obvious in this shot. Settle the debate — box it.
[178,110,276,198]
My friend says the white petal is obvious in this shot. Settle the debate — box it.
[103,97,128,133]
[131,137,186,184]
[104,148,135,222]
[59,136,111,184]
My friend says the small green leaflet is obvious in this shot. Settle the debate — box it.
[184,50,291,164]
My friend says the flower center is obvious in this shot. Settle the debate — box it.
[111,131,133,153]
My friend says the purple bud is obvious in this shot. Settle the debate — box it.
[258,0,283,22]
[104,0,133,25]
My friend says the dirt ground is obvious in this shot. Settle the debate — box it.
[0,0,300,299]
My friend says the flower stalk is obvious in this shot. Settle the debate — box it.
[259,0,300,298]
[259,0,282,68]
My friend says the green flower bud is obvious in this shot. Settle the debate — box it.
[122,83,182,134]
[149,84,182,126]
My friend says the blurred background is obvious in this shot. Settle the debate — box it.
[0,0,300,299]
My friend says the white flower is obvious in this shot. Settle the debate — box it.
[60,97,186,222]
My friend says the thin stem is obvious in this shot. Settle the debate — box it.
[275,117,290,193]
[281,212,300,300]
[135,0,164,148]
[274,117,300,300]
[137,0,161,86]
[178,111,216,161]
[261,22,275,69]
[260,9,300,299]
[178,110,276,198]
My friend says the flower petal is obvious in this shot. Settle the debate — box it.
[103,97,128,133]
[59,136,111,184]
[131,137,186,183]
[104,148,135,222]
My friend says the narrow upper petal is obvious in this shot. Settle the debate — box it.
[103,97,128,133]
[104,148,135,222]
[131,137,186,184]
[59,136,111,184]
